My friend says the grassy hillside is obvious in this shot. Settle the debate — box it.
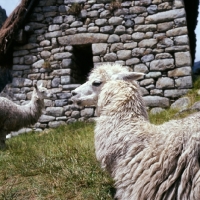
[1,75,200,199]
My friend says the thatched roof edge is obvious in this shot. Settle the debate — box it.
[0,0,37,61]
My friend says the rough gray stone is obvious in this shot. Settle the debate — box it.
[174,35,189,45]
[39,115,55,123]
[54,52,72,60]
[166,27,187,37]
[124,42,137,49]
[49,121,66,128]
[145,72,162,78]
[107,34,120,43]
[147,5,158,14]
[108,17,123,25]
[100,25,114,33]
[175,76,192,89]
[114,25,126,35]
[140,78,154,86]
[150,107,165,115]
[168,67,191,77]
[164,89,190,98]
[80,108,94,117]
[61,76,70,84]
[143,96,170,108]
[134,24,157,32]
[95,18,107,26]
[170,97,190,110]
[156,77,174,88]
[58,33,109,45]
[51,69,71,76]
[52,77,60,87]
[157,21,174,32]
[46,107,64,117]
[129,6,146,14]
[117,50,132,60]
[138,39,157,48]
[150,59,174,71]
[126,58,140,65]
[155,53,172,59]
[145,8,185,23]
[141,54,154,62]
[134,63,149,73]
[92,43,108,55]
[104,53,117,61]
[110,43,124,52]
[175,51,191,67]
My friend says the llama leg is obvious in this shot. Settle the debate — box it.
[0,130,7,149]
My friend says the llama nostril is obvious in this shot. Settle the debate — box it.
[71,91,77,96]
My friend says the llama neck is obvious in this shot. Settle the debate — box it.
[24,91,44,124]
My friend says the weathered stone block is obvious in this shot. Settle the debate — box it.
[156,77,174,88]
[134,63,149,73]
[117,50,132,60]
[145,8,185,23]
[175,76,192,89]
[58,33,109,45]
[150,59,174,71]
[138,39,157,48]
[46,107,64,117]
[168,67,191,77]
[175,51,191,67]
[143,96,170,108]
[39,115,55,123]
[92,43,108,55]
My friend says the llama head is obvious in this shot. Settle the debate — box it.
[34,83,52,100]
[71,63,144,107]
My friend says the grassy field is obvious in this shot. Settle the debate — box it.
[0,122,114,200]
[1,75,200,199]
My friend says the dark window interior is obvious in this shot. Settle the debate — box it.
[73,45,94,83]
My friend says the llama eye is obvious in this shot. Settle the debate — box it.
[92,81,102,87]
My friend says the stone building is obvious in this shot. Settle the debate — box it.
[0,0,199,130]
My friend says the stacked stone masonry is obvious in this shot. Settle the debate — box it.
[10,0,192,130]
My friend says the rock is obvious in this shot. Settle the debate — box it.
[108,17,123,25]
[49,121,66,128]
[150,107,165,115]
[150,59,174,71]
[147,5,158,14]
[117,50,132,60]
[170,97,190,110]
[39,115,55,123]
[175,51,191,67]
[175,76,193,89]
[138,39,157,48]
[46,107,64,117]
[92,43,108,55]
[168,67,191,77]
[164,89,190,98]
[156,77,174,89]
[143,96,170,108]
[107,34,120,43]
[134,63,149,73]
[80,108,94,117]
[190,101,200,111]
[141,54,154,62]
[145,8,185,23]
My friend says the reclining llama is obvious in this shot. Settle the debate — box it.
[71,63,200,200]
[0,83,52,149]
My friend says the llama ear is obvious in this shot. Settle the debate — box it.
[111,72,144,81]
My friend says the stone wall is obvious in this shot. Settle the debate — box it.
[10,0,192,130]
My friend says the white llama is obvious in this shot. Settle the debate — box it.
[71,63,200,200]
[0,83,52,149]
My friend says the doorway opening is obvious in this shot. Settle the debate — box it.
[72,45,94,83]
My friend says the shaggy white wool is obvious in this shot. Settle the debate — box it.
[0,84,52,149]
[96,80,200,200]
[71,63,200,200]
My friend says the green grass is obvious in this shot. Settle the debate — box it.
[0,122,114,200]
